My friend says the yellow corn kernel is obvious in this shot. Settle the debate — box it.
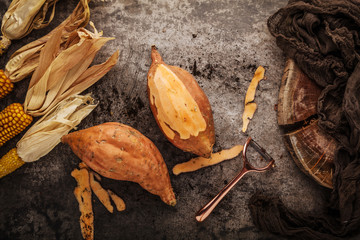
[0,36,11,56]
[0,103,33,147]
[0,69,14,99]
[0,148,25,178]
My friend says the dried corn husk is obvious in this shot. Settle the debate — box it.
[0,0,59,55]
[23,22,119,117]
[17,94,97,163]
[4,0,91,82]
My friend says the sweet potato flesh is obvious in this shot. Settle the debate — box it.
[148,63,206,140]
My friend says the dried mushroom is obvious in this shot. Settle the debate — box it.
[278,59,336,188]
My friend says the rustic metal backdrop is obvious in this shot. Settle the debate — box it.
[0,0,348,239]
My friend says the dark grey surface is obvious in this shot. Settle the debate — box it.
[0,0,354,239]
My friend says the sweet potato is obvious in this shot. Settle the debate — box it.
[62,122,176,206]
[147,46,215,158]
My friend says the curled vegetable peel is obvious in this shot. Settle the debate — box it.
[173,145,244,175]
[242,66,265,132]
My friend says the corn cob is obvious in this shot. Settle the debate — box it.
[0,148,25,178]
[0,21,118,181]
[0,70,14,99]
[0,94,97,179]
[0,22,118,148]
[0,103,33,147]
[0,36,11,55]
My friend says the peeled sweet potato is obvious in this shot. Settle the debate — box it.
[147,46,215,158]
[62,122,176,206]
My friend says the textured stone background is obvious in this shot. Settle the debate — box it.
[1,0,357,239]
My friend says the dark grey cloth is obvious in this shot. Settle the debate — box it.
[249,0,360,239]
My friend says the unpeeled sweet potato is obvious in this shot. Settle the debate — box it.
[147,46,215,158]
[62,122,176,206]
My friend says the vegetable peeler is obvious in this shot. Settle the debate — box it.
[195,137,275,222]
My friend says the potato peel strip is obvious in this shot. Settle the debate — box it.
[71,167,94,240]
[172,145,244,175]
[242,66,265,132]
[108,190,126,212]
[90,172,114,213]
[72,164,126,240]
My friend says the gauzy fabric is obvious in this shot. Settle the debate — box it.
[249,0,360,239]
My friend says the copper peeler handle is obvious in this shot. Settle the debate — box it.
[195,137,275,222]
[195,167,250,222]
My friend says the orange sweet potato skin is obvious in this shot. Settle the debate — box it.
[62,122,176,206]
[147,50,215,158]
